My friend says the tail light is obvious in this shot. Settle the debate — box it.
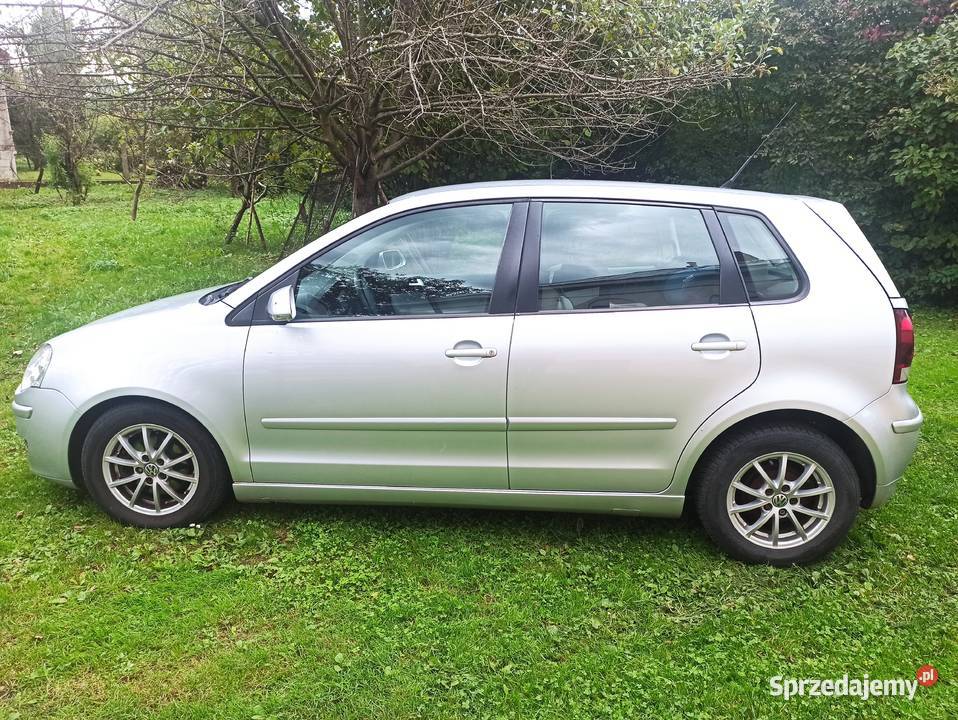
[893,308,914,384]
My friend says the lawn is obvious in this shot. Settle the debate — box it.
[12,158,125,185]
[0,184,956,719]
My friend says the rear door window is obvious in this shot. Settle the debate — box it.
[537,202,722,310]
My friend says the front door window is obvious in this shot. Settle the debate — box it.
[294,204,513,319]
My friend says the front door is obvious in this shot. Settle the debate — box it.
[507,201,760,493]
[243,202,522,488]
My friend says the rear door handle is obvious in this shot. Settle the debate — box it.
[445,347,497,359]
[691,340,747,352]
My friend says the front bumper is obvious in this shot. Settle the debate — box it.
[846,384,922,509]
[11,386,78,488]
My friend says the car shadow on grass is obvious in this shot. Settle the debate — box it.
[26,471,753,564]
[20,477,854,569]
[206,494,719,560]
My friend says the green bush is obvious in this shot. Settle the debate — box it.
[42,132,93,205]
[620,0,958,304]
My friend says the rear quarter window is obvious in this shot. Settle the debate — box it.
[719,212,802,302]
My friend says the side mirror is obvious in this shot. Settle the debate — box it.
[267,285,297,323]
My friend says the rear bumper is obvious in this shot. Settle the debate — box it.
[11,387,78,488]
[891,412,924,434]
[846,384,921,509]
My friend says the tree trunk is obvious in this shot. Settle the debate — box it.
[33,162,44,194]
[131,175,145,220]
[120,144,131,182]
[225,198,250,244]
[351,163,380,217]
[65,151,85,205]
[250,202,268,249]
[131,154,148,220]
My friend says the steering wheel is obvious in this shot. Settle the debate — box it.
[298,289,329,317]
[293,267,341,317]
[354,268,378,315]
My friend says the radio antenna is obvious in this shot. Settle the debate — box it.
[720,103,797,189]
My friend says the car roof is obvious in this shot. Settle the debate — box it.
[393,179,823,210]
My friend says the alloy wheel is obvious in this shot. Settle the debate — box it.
[725,451,835,549]
[101,423,199,516]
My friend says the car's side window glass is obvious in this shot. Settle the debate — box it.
[537,202,721,311]
[720,213,800,301]
[294,204,512,319]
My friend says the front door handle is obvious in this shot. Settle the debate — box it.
[445,347,497,359]
[691,340,747,352]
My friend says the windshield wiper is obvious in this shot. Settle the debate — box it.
[199,278,252,305]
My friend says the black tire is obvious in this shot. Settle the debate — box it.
[694,424,860,566]
[80,401,231,528]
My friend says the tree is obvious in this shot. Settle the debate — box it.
[6,83,50,191]
[98,100,163,220]
[4,5,101,203]
[3,0,777,215]
[633,0,958,303]
[877,14,958,299]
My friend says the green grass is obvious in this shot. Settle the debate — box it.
[0,184,956,719]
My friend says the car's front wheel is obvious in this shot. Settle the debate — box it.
[695,425,860,565]
[81,401,231,528]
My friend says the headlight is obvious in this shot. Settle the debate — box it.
[16,344,53,394]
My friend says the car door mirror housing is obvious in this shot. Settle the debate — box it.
[267,285,297,323]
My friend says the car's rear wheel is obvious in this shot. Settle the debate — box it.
[695,425,860,565]
[81,401,231,528]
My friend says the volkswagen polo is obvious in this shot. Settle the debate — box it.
[12,181,922,564]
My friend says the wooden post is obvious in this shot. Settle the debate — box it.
[322,168,349,234]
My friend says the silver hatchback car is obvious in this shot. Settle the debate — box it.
[13,181,922,564]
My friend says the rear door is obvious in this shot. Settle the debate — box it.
[506,201,760,492]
